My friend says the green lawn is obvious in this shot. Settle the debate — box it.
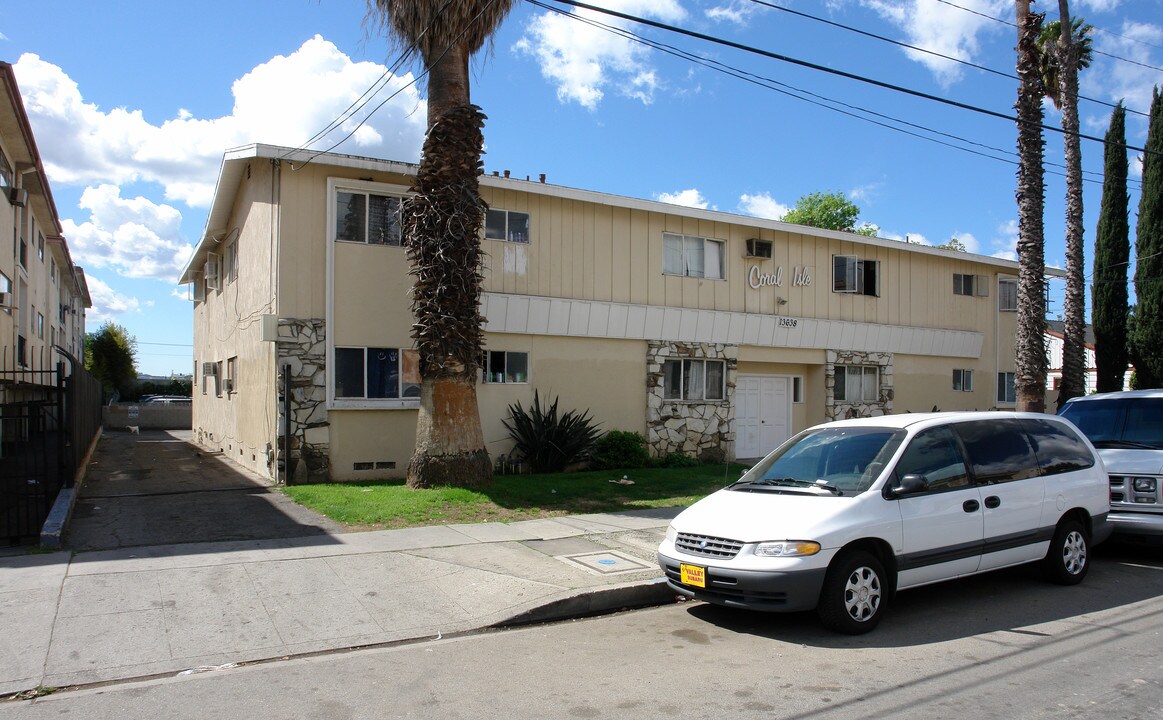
[281,463,746,530]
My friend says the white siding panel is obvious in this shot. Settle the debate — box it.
[709,311,729,344]
[662,308,682,340]
[569,302,592,336]
[744,314,762,345]
[484,295,507,332]
[527,298,551,334]
[626,305,648,339]
[644,306,666,339]
[548,299,572,335]
[852,323,868,351]
[695,311,716,343]
[758,316,777,346]
[607,303,629,339]
[505,296,530,334]
[588,303,610,336]
[727,313,747,344]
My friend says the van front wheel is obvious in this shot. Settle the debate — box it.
[817,551,887,634]
[1043,519,1088,585]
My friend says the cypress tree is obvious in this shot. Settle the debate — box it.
[1092,104,1129,392]
[1131,88,1163,388]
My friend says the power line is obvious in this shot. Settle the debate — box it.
[528,0,1148,193]
[933,0,1163,74]
[748,0,1148,119]
[542,0,1155,158]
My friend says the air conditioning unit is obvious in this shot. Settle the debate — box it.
[0,292,11,308]
[201,361,219,376]
[745,238,773,259]
[7,187,27,207]
[204,253,222,291]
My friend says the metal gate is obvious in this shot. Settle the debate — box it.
[0,351,102,545]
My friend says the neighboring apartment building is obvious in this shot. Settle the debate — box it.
[0,62,91,399]
[1045,321,1132,399]
[181,144,1063,483]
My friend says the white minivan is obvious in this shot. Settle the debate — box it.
[657,412,1111,634]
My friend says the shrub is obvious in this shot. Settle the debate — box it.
[591,431,651,470]
[657,451,700,468]
[502,391,601,473]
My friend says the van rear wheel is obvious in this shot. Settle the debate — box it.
[817,550,887,634]
[1043,519,1088,585]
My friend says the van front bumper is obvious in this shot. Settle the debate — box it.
[657,551,827,612]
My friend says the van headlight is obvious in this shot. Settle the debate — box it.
[754,541,821,557]
[665,525,678,543]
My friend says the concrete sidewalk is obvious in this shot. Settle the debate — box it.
[0,508,677,696]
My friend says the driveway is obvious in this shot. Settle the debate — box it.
[66,429,343,551]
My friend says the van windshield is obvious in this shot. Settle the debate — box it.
[735,427,905,496]
[1060,397,1163,450]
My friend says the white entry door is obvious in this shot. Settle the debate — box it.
[735,375,791,459]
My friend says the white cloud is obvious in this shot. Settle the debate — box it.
[656,188,711,209]
[1083,20,1163,142]
[84,275,142,325]
[706,0,762,25]
[61,185,194,282]
[856,0,1010,86]
[905,232,930,245]
[1078,0,1122,12]
[515,0,687,109]
[14,36,426,208]
[992,219,1019,260]
[848,182,882,205]
[738,192,789,220]
[950,232,981,253]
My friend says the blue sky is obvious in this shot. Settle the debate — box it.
[2,0,1160,375]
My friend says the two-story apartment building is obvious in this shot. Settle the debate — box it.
[0,62,91,399]
[181,144,1062,483]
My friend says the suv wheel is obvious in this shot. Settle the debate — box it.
[1043,519,1089,585]
[817,550,887,634]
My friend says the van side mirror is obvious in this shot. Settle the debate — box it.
[890,474,928,497]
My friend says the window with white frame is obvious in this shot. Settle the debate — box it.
[834,365,879,402]
[0,147,10,187]
[485,209,531,243]
[37,231,44,262]
[953,273,989,296]
[335,347,420,400]
[997,372,1016,403]
[225,241,239,283]
[953,368,974,392]
[483,351,528,384]
[226,356,237,394]
[37,312,43,340]
[335,189,403,246]
[832,255,879,296]
[793,376,804,404]
[662,359,726,401]
[662,233,725,280]
[998,278,1018,311]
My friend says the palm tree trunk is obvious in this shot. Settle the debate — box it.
[1056,0,1087,410]
[1015,0,1048,413]
[404,41,493,488]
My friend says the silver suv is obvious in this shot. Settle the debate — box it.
[1060,390,1163,536]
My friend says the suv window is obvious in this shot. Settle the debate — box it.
[893,426,970,491]
[952,419,1039,483]
[1060,397,1163,449]
[1021,418,1095,476]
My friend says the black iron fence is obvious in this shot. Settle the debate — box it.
[0,347,103,545]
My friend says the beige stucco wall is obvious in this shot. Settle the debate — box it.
[192,160,279,477]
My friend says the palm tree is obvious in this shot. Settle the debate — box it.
[1038,8,1094,410]
[1014,1,1048,413]
[367,0,516,488]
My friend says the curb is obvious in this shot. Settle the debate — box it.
[496,578,677,628]
[40,427,103,549]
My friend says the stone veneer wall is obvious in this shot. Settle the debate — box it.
[277,318,330,483]
[824,349,894,421]
[645,341,737,461]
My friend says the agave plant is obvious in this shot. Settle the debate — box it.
[502,391,601,473]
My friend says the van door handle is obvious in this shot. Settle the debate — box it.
[963,499,980,513]
[984,496,1001,509]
